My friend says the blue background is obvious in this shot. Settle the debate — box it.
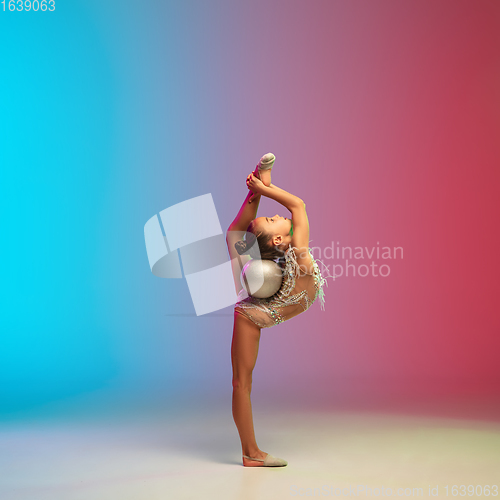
[2,0,499,418]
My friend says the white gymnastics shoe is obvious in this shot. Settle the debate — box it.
[242,452,288,467]
[258,153,276,171]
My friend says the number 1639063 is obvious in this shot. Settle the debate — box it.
[2,0,55,11]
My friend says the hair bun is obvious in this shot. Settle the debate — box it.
[235,240,248,255]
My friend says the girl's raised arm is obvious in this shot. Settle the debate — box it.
[246,175,313,273]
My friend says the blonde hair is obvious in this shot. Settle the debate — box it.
[234,219,285,261]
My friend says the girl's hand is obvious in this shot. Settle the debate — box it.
[247,172,266,203]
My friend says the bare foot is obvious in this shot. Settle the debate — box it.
[258,165,272,187]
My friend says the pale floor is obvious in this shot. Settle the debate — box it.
[1,393,499,500]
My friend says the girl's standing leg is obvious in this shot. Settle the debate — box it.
[231,311,267,462]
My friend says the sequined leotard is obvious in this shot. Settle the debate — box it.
[234,244,328,329]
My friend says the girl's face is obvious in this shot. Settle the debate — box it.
[255,214,293,242]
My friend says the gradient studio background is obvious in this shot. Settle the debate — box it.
[1,0,499,419]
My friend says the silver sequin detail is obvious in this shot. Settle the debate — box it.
[235,245,327,328]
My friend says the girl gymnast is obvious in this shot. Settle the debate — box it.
[225,153,328,467]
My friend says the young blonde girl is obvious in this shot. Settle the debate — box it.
[226,154,327,467]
